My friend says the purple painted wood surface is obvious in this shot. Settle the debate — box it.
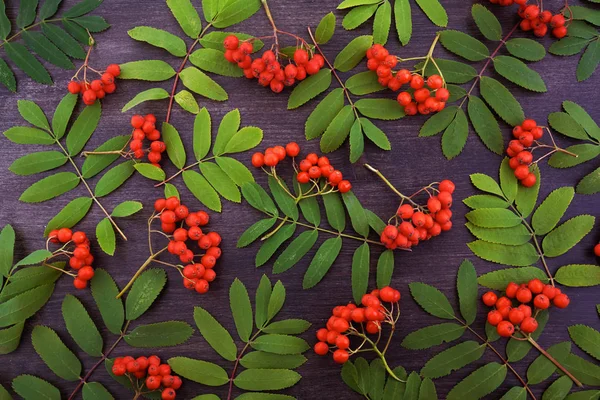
[0,0,599,398]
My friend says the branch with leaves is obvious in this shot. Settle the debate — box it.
[0,0,110,92]
[465,158,598,288]
[164,275,310,399]
[7,267,193,400]
[3,93,143,252]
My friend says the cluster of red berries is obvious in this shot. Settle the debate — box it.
[67,64,121,105]
[490,0,568,38]
[365,44,448,116]
[111,355,181,400]
[506,118,543,187]
[380,180,455,249]
[223,35,325,93]
[251,143,353,193]
[129,114,166,166]
[48,228,95,290]
[483,279,570,337]
[154,197,221,294]
[313,287,401,364]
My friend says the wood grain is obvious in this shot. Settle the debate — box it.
[0,0,599,398]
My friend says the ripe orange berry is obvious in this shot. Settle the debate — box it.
[333,349,349,364]
[553,293,570,308]
[528,278,545,294]
[397,204,414,219]
[533,294,550,309]
[338,180,352,193]
[505,282,519,298]
[264,153,278,167]
[520,317,538,334]
[251,152,265,168]
[314,341,329,355]
[285,142,300,157]
[482,291,498,307]
[335,335,350,350]
[516,287,532,303]
[497,320,515,337]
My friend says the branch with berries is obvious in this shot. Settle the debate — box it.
[466,158,596,288]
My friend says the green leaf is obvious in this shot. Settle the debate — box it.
[334,35,373,72]
[0,322,24,355]
[94,160,135,198]
[562,100,600,140]
[365,209,386,234]
[200,162,241,202]
[457,260,478,325]
[305,88,345,140]
[166,0,201,38]
[216,157,254,187]
[230,278,253,342]
[493,56,547,92]
[82,135,130,178]
[342,191,370,237]
[223,126,263,154]
[409,282,454,319]
[505,38,546,61]
[577,39,600,81]
[555,264,600,287]
[346,71,385,95]
[168,357,229,386]
[447,363,507,400]
[119,60,176,81]
[180,66,228,101]
[355,98,405,120]
[255,224,296,267]
[315,12,336,44]
[419,106,457,137]
[251,334,309,355]
[124,321,193,348]
[323,192,346,232]
[71,16,110,32]
[515,165,541,218]
[479,76,525,126]
[240,352,306,369]
[14,249,52,268]
[63,0,103,18]
[527,341,572,385]
[465,208,522,228]
[294,180,321,226]
[376,249,394,288]
[0,57,16,92]
[394,0,412,45]
[0,1,10,40]
[468,241,539,266]
[565,391,600,400]
[549,144,600,168]
[543,376,573,400]
[4,126,54,145]
[0,283,54,327]
[9,151,67,176]
[22,31,74,69]
[320,105,355,153]
[561,353,600,386]
[184,170,222,212]
[361,118,391,150]
[569,324,600,360]
[369,359,386,400]
[421,58,477,84]
[338,0,381,9]
[62,294,103,356]
[254,275,271,329]
[17,100,50,130]
[194,108,212,160]
[288,69,332,110]
[199,32,264,52]
[303,236,343,289]
[373,2,392,44]
[241,182,277,215]
[442,107,468,159]
[471,4,502,40]
[402,323,466,350]
[463,194,510,209]
[415,0,448,27]
[82,382,113,400]
[66,101,102,156]
[213,109,241,154]
[439,30,489,61]
[164,183,179,200]
[542,215,595,257]
[12,375,61,400]
[122,88,169,112]
[532,187,575,235]
[32,325,82,381]
[128,26,187,57]
[468,96,504,154]
[478,267,548,289]
[268,176,298,220]
[343,4,378,30]
[237,218,277,248]
[4,42,52,85]
[499,158,518,203]
[263,319,311,335]
[234,369,301,391]
[273,230,318,274]
[125,268,167,320]
[507,310,549,361]
[351,243,370,304]
[404,371,421,400]
[134,163,166,181]
[421,341,486,378]
[466,223,531,246]
[111,201,143,218]
[548,112,589,140]
[90,269,124,335]
[190,48,244,77]
[162,122,186,169]
[62,20,92,43]
[175,90,200,114]
[212,0,261,29]
[0,264,62,303]
[419,378,437,400]
[20,172,79,203]
[41,23,86,60]
[267,280,286,321]
[550,36,591,56]
[193,306,237,361]
[95,218,115,256]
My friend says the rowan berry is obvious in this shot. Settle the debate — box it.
[437,191,452,208]
[514,165,530,180]
[293,49,309,65]
[594,243,600,257]
[383,225,398,240]
[365,321,380,334]
[77,266,94,281]
[305,60,320,75]
[516,287,532,303]
[160,211,177,224]
[410,75,424,89]
[308,166,321,179]
[528,279,545,294]
[105,64,120,77]
[509,308,525,325]
[82,90,96,105]
[482,291,498,307]
[435,209,452,224]
[145,376,161,390]
[553,293,570,308]
[397,204,414,219]
[520,316,538,334]
[335,335,350,350]
[73,278,88,289]
[379,286,395,302]
[427,75,443,89]
[161,389,176,400]
[68,81,81,94]
[285,142,300,157]
[338,180,352,193]
[521,173,537,188]
[297,172,310,184]
[552,26,567,38]
[264,153,278,167]
[496,296,512,309]
[198,235,212,250]
[328,170,343,185]
[333,349,349,364]
[497,320,515,337]
[314,341,329,355]
[350,308,366,323]
[112,363,127,376]
[487,310,503,326]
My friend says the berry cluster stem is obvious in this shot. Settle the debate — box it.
[226,329,263,400]
[67,320,131,400]
[116,246,168,298]
[526,336,583,387]
[364,164,421,208]
[459,23,520,108]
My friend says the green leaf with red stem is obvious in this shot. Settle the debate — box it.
[31,325,82,381]
[288,69,332,110]
[90,269,124,335]
[166,0,202,39]
[409,282,455,319]
[62,294,103,357]
[125,268,167,321]
[421,341,486,379]
[193,306,237,361]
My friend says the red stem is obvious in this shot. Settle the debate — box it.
[226,331,262,400]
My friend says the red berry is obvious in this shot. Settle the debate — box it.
[520,317,538,334]
[73,278,88,289]
[68,81,81,94]
[224,35,239,50]
[553,293,570,308]
[508,308,525,325]
[497,320,515,337]
[505,282,519,298]
[482,291,498,307]
[594,243,600,257]
[314,341,329,355]
[333,349,349,364]
[294,49,309,65]
[285,142,300,157]
[516,287,532,303]
[521,173,537,188]
[106,64,121,77]
[528,278,545,294]
[338,180,352,193]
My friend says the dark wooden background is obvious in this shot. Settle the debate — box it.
[0,0,599,398]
